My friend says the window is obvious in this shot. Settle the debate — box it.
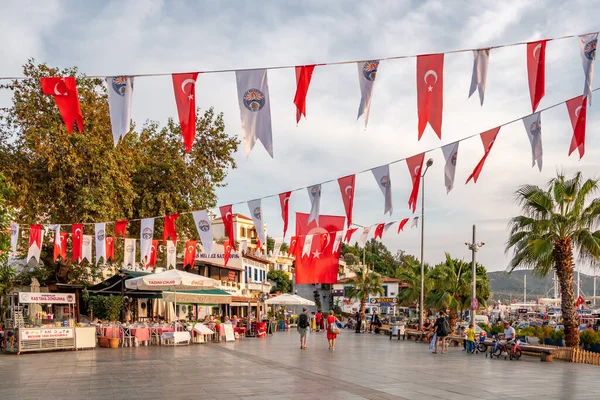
[240,227,246,237]
[244,267,248,284]
[382,285,388,297]
[343,286,352,297]
[254,269,258,282]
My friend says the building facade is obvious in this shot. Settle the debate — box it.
[333,276,408,316]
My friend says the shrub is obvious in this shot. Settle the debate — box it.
[550,329,565,342]
[519,327,536,337]
[580,329,600,346]
[535,326,554,343]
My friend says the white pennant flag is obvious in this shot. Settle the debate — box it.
[106,76,134,145]
[357,226,371,247]
[239,239,248,255]
[411,217,419,229]
[82,235,93,263]
[166,240,177,269]
[302,234,313,257]
[49,224,60,247]
[333,230,343,253]
[247,199,266,245]
[26,227,44,263]
[357,60,380,128]
[123,238,136,269]
[522,112,543,171]
[371,164,393,215]
[441,142,460,194]
[9,223,19,255]
[235,69,273,157]
[469,49,490,106]
[307,184,322,225]
[383,222,396,233]
[140,218,154,263]
[579,33,598,105]
[192,210,214,255]
[95,223,106,265]
[272,237,283,259]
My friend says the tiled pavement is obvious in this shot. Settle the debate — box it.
[0,330,599,400]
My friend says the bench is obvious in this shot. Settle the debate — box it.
[483,340,558,362]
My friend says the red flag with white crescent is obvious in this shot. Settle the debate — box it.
[224,240,233,267]
[54,231,68,261]
[337,174,355,228]
[279,191,291,238]
[398,218,409,233]
[374,223,385,240]
[344,227,358,243]
[566,95,587,159]
[172,72,199,153]
[162,214,180,244]
[576,295,585,307]
[71,224,83,263]
[288,236,298,256]
[105,237,115,261]
[184,240,197,268]
[115,220,128,237]
[406,153,425,213]
[417,54,444,140]
[146,240,158,269]
[219,205,236,250]
[466,127,501,184]
[527,40,546,112]
[294,65,316,124]
[40,77,84,134]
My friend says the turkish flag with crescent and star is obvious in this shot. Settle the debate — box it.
[184,240,197,268]
[219,205,236,250]
[294,212,345,284]
[417,54,444,140]
[337,174,355,228]
[115,220,128,237]
[279,191,291,238]
[54,232,68,261]
[294,65,316,124]
[162,213,179,244]
[374,223,385,240]
[288,236,298,256]
[466,127,501,184]
[407,153,425,213]
[344,227,358,243]
[527,40,546,113]
[71,224,83,263]
[40,77,84,134]
[224,240,233,267]
[172,72,199,153]
[566,95,587,159]
[105,237,115,261]
[146,240,158,269]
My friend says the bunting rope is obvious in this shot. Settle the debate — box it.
[0,31,594,81]
[12,86,598,229]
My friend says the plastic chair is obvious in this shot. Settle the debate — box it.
[121,327,134,347]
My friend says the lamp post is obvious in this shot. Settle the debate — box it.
[419,158,434,331]
[465,225,485,324]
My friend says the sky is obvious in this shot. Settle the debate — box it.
[1,0,600,273]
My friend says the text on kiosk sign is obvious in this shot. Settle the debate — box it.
[18,292,75,304]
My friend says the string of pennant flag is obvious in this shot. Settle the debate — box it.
[18,32,598,157]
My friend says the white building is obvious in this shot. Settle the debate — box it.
[332,275,408,316]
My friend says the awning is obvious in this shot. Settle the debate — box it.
[162,289,232,304]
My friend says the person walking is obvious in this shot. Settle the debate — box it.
[354,311,362,333]
[297,307,311,350]
[311,311,317,331]
[433,311,450,354]
[466,324,476,354]
[315,310,323,332]
[326,310,340,351]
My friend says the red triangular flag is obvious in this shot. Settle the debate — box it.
[337,174,355,228]
[54,232,68,261]
[224,240,233,267]
[288,236,298,256]
[256,238,262,254]
[344,227,358,243]
[576,295,585,307]
[417,54,444,140]
[146,240,158,269]
[105,237,115,261]
[294,65,316,124]
[184,240,197,267]
[172,73,199,153]
[279,191,291,238]
[71,224,83,263]
[466,127,501,184]
[219,205,236,250]
[566,95,587,159]
[527,40,546,112]
[162,214,180,244]
[406,153,425,213]
[40,77,83,134]
[115,220,128,237]
[374,223,385,240]
[398,218,409,233]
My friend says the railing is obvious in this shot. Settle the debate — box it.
[551,346,600,366]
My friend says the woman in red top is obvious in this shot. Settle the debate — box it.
[315,311,323,332]
[325,310,339,351]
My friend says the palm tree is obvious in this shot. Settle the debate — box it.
[346,266,385,315]
[395,259,431,319]
[506,172,600,347]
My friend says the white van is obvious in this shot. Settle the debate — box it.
[474,315,489,325]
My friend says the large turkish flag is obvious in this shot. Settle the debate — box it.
[294,212,345,284]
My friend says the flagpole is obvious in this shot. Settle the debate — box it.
[419,159,433,331]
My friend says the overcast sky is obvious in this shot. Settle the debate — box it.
[2,0,600,273]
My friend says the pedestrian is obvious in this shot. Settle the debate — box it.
[311,312,317,331]
[315,310,323,332]
[355,311,362,333]
[433,311,449,354]
[297,307,311,350]
[326,309,340,351]
[460,326,467,351]
[466,324,476,354]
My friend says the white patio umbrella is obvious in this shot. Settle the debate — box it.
[125,270,219,327]
[265,293,315,306]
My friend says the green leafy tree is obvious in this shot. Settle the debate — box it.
[267,270,293,294]
[506,172,600,347]
[0,173,15,322]
[395,259,432,316]
[345,266,385,315]
[0,60,239,284]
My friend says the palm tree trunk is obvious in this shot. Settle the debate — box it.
[449,312,458,332]
[554,238,579,347]
[360,296,366,315]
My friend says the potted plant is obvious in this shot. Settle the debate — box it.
[550,329,565,347]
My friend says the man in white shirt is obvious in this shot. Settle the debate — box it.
[503,321,516,355]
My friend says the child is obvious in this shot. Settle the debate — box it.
[466,324,476,354]
[460,326,467,351]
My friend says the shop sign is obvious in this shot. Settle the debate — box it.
[19,292,75,304]
[21,328,73,340]
[247,283,270,292]
[369,297,397,304]
[228,270,236,282]
[332,289,344,296]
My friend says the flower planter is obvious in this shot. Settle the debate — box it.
[98,336,109,348]
[108,337,120,348]
[543,338,554,346]
[592,344,600,353]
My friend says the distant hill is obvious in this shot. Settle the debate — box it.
[488,270,597,302]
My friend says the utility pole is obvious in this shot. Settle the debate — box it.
[594,264,597,309]
[418,158,433,330]
[524,274,527,304]
[465,225,484,324]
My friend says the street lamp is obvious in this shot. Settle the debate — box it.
[419,158,434,331]
[465,224,485,324]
